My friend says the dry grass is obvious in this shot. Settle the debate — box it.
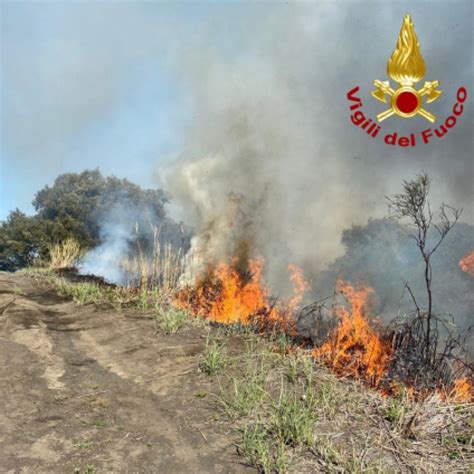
[215,334,473,473]
[21,268,473,473]
[48,238,83,269]
[119,226,184,302]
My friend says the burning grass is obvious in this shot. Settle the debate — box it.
[175,256,473,403]
[460,250,474,277]
[312,280,392,387]
[215,333,473,473]
[176,257,308,333]
[19,264,472,471]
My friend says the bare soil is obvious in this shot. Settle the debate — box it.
[0,272,252,473]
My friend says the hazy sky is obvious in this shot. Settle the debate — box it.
[1,1,472,222]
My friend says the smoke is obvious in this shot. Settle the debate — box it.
[4,2,472,310]
[315,219,474,333]
[78,202,142,284]
[162,2,473,299]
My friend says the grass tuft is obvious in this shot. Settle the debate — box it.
[272,387,317,446]
[48,238,83,269]
[199,335,227,376]
[154,306,188,334]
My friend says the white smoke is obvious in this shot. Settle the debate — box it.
[78,204,136,283]
[160,3,472,297]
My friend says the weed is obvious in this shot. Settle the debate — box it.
[286,354,299,384]
[272,387,317,446]
[221,322,256,337]
[273,439,289,473]
[272,332,293,354]
[300,354,316,385]
[154,306,188,333]
[55,280,110,305]
[74,466,96,474]
[382,399,405,424]
[200,336,227,376]
[240,422,288,473]
[137,288,150,312]
[221,372,267,416]
[74,438,93,449]
[310,438,342,470]
[240,422,272,473]
[48,238,83,269]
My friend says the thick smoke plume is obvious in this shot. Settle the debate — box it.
[161,3,473,335]
[163,5,472,287]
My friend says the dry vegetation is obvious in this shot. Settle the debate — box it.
[119,227,185,297]
[212,335,473,473]
[48,238,84,270]
[18,267,474,473]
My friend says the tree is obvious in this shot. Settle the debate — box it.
[386,173,462,364]
[33,169,168,248]
[0,170,170,271]
[0,210,53,271]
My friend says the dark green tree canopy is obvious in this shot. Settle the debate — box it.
[32,169,167,247]
[0,170,169,271]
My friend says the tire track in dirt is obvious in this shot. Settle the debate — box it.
[0,272,252,473]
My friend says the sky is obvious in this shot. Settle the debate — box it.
[1,0,473,223]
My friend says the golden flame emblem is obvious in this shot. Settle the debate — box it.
[372,14,442,122]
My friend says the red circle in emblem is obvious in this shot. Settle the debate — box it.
[396,91,419,114]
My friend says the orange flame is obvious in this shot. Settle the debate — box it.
[459,251,474,277]
[444,377,473,403]
[312,280,392,386]
[177,256,470,400]
[176,258,308,331]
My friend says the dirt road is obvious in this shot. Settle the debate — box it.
[0,272,251,473]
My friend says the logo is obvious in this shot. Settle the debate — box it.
[371,14,442,123]
[345,13,467,147]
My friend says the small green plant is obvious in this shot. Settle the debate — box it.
[13,286,25,295]
[222,372,267,416]
[137,288,149,312]
[74,465,96,474]
[286,354,299,384]
[240,422,288,473]
[56,280,109,305]
[300,354,316,385]
[273,439,288,473]
[272,332,293,354]
[310,438,344,470]
[154,306,188,334]
[199,336,227,376]
[273,388,317,446]
[221,321,256,337]
[74,438,93,449]
[382,399,405,424]
[240,422,273,473]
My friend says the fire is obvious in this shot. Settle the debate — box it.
[445,377,473,403]
[312,280,392,386]
[459,251,474,277]
[176,257,308,331]
[176,254,470,400]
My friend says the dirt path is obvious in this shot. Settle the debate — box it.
[0,272,252,473]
